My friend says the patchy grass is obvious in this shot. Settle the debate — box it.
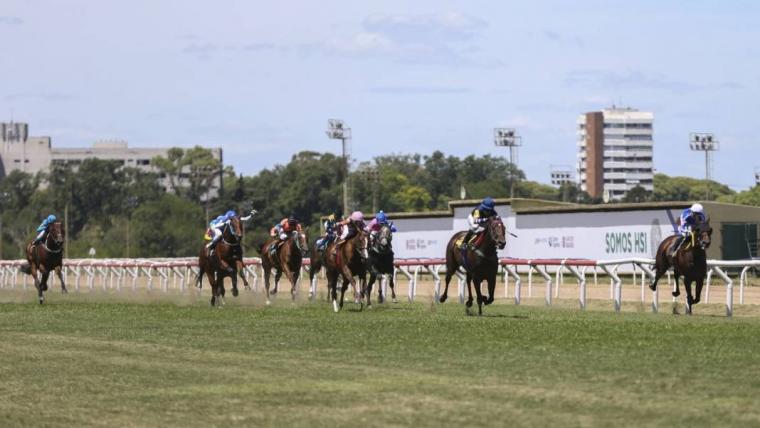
[1,299,759,427]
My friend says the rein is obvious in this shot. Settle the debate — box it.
[43,235,63,254]
[220,223,241,247]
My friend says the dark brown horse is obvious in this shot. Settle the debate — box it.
[21,221,67,304]
[365,223,396,306]
[260,230,308,305]
[197,216,243,307]
[324,230,368,312]
[308,239,329,301]
[649,218,713,314]
[439,217,506,315]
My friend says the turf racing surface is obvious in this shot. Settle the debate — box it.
[1,299,759,427]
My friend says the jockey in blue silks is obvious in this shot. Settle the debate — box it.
[316,214,338,252]
[364,210,397,245]
[33,214,58,245]
[206,209,256,255]
[669,203,706,256]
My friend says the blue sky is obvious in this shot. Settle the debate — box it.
[1,1,758,189]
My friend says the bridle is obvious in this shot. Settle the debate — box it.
[372,224,393,254]
[43,223,64,254]
[486,217,507,250]
[221,221,242,246]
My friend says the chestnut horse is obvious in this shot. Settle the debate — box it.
[260,230,308,305]
[365,223,396,306]
[649,218,713,314]
[439,216,506,315]
[21,221,67,304]
[324,230,368,312]
[197,216,243,307]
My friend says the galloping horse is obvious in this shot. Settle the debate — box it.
[649,217,713,314]
[365,224,396,306]
[324,230,368,312]
[260,230,308,305]
[308,240,329,301]
[197,216,243,307]
[21,221,67,304]
[439,217,506,315]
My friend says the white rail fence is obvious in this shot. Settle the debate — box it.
[1,257,758,317]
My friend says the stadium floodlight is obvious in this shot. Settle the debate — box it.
[755,168,760,187]
[689,132,719,199]
[326,119,352,216]
[494,128,522,199]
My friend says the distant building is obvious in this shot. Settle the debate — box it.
[0,121,222,197]
[576,107,654,201]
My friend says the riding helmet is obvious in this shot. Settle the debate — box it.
[350,211,364,222]
[225,210,237,218]
[375,211,386,223]
[46,214,57,223]
[690,203,704,213]
[288,216,298,226]
[479,197,495,211]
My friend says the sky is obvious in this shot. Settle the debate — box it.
[1,0,759,189]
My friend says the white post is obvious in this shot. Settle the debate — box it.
[532,265,552,306]
[711,266,733,317]
[740,266,750,305]
[505,265,521,305]
[705,269,713,304]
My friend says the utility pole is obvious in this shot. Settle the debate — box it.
[326,119,352,215]
[358,169,380,213]
[494,128,522,199]
[689,133,719,200]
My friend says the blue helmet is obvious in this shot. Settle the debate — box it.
[225,210,236,219]
[479,197,495,211]
[376,211,387,223]
[46,214,57,223]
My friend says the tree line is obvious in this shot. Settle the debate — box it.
[0,147,756,259]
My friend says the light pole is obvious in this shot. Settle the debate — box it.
[358,168,380,214]
[494,128,522,199]
[326,119,352,216]
[689,133,719,200]
[550,165,574,202]
[754,168,760,187]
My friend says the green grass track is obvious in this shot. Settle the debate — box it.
[1,300,759,427]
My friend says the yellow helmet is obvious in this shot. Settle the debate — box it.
[327,214,335,221]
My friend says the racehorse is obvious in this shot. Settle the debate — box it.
[649,217,713,314]
[307,239,329,301]
[364,224,396,306]
[20,221,67,304]
[196,216,243,307]
[260,230,308,305]
[439,217,506,315]
[196,245,251,293]
[324,230,368,312]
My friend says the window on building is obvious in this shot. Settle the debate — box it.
[137,159,150,166]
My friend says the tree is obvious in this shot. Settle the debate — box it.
[131,194,205,257]
[622,185,652,203]
[152,146,222,204]
[718,185,760,206]
[652,174,734,201]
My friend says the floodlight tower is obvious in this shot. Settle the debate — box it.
[754,168,760,187]
[689,133,719,200]
[494,128,522,199]
[550,165,574,202]
[326,119,352,216]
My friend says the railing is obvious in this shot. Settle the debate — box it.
[1,257,758,317]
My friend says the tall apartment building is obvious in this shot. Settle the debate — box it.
[576,107,654,201]
[1,121,223,197]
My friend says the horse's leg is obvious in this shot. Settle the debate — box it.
[55,266,67,294]
[288,268,298,301]
[272,270,281,295]
[693,277,704,305]
[328,273,339,312]
[205,270,216,306]
[263,267,272,305]
[366,272,376,306]
[237,260,251,290]
[388,269,398,303]
[465,273,474,316]
[440,270,454,303]
[684,278,694,315]
[672,272,681,297]
[484,274,496,305]
[229,266,239,297]
[339,277,348,309]
[473,277,485,316]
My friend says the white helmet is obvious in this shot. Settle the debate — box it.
[690,203,704,213]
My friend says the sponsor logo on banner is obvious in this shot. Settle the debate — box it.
[650,219,662,258]
[534,236,575,248]
[406,239,438,251]
[605,231,648,254]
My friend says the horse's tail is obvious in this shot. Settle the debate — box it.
[19,263,31,275]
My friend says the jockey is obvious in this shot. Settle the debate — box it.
[268,216,303,254]
[315,214,338,252]
[33,214,58,245]
[460,197,498,250]
[206,209,256,254]
[669,203,707,256]
[336,211,366,246]
[364,210,397,244]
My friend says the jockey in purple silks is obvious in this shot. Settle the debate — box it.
[364,210,397,245]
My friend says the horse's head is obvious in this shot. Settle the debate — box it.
[696,217,713,250]
[49,222,64,245]
[292,230,308,256]
[486,217,507,250]
[225,216,243,244]
[355,230,369,260]
[375,224,394,253]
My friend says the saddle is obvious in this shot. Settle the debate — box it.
[456,232,484,250]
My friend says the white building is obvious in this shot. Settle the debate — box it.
[0,121,222,197]
[576,107,654,201]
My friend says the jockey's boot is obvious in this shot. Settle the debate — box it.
[459,231,473,250]
[668,236,684,257]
